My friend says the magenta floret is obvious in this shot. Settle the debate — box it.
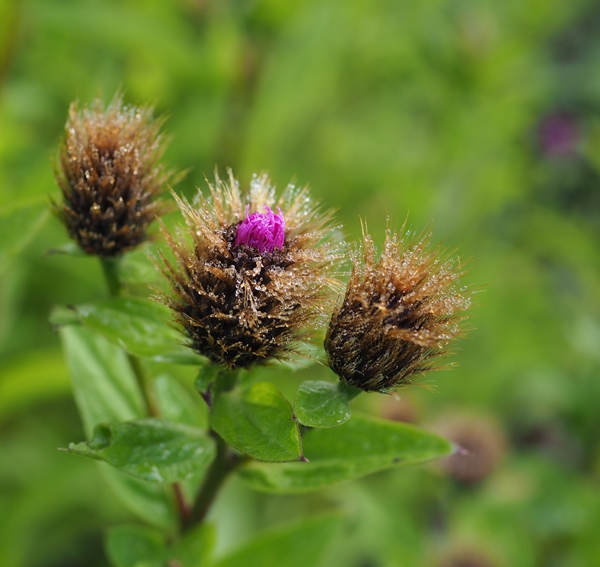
[234,205,285,253]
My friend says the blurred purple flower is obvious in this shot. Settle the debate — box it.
[539,112,580,157]
[235,205,285,253]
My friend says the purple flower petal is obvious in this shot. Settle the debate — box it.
[234,205,286,253]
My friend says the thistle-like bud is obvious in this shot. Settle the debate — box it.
[159,171,345,369]
[53,95,171,256]
[325,225,470,393]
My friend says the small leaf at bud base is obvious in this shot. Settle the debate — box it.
[211,381,303,462]
[294,380,361,428]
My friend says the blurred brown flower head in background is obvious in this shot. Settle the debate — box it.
[53,95,172,256]
[325,225,470,393]
[437,415,506,485]
[159,171,345,369]
[437,547,498,567]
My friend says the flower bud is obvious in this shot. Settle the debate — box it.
[325,225,470,393]
[159,171,345,369]
[53,95,172,256]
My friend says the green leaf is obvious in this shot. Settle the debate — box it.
[105,524,166,567]
[49,305,81,326]
[59,325,146,436]
[73,297,206,365]
[194,366,240,411]
[152,374,209,499]
[153,373,208,429]
[66,418,216,483]
[44,242,86,257]
[213,514,341,567]
[118,247,162,285]
[238,413,453,493]
[106,523,215,567]
[294,380,359,428]
[59,325,175,528]
[169,523,215,567]
[0,198,49,272]
[100,465,177,531]
[211,381,302,462]
[194,365,225,399]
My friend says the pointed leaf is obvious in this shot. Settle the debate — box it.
[211,381,302,462]
[294,380,358,428]
[59,325,175,528]
[73,297,206,365]
[66,418,216,483]
[238,413,453,493]
[214,514,341,567]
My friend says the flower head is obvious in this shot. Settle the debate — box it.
[325,224,470,393]
[159,171,345,369]
[53,95,172,256]
[437,415,506,485]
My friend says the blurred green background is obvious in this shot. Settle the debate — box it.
[2,0,600,565]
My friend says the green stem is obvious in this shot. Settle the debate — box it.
[100,257,121,297]
[173,482,191,529]
[184,432,238,531]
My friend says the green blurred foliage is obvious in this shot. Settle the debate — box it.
[2,0,600,565]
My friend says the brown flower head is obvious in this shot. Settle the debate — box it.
[325,224,470,393]
[437,548,498,567]
[159,171,345,369]
[53,95,172,256]
[437,415,506,485]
